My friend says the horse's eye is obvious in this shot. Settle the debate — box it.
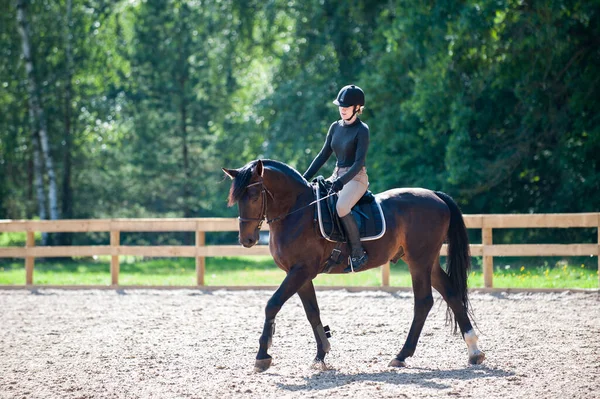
[248,188,260,202]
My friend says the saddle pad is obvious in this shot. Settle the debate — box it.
[314,178,386,243]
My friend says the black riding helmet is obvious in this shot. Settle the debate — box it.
[333,85,365,107]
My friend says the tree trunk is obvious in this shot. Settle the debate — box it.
[31,122,48,245]
[60,0,74,246]
[180,91,191,218]
[16,0,61,229]
[177,6,192,220]
[177,4,193,247]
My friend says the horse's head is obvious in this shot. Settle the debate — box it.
[223,160,269,247]
[224,159,311,248]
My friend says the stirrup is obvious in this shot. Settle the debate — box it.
[344,253,368,273]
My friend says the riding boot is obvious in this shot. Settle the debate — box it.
[340,214,368,273]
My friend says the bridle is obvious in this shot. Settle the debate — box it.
[237,178,337,229]
[237,179,274,230]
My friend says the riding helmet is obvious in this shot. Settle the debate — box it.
[333,85,365,107]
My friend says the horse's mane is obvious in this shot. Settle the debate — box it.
[227,159,307,206]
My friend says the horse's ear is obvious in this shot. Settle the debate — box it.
[254,160,264,177]
[222,168,238,180]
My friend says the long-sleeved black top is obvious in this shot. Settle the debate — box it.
[303,118,370,185]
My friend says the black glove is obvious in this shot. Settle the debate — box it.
[331,179,344,193]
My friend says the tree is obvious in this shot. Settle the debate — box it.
[364,0,600,213]
[1,0,598,239]
[16,0,61,244]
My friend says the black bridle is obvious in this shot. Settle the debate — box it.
[237,179,337,228]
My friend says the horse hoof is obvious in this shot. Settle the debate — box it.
[388,358,407,368]
[311,359,328,371]
[469,351,486,365]
[254,357,272,372]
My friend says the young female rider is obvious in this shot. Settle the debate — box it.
[303,84,370,273]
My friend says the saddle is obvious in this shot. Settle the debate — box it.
[313,176,386,243]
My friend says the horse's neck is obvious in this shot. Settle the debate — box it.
[265,171,312,220]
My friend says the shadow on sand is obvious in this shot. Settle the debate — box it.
[275,365,514,392]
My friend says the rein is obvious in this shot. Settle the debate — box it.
[237,180,337,227]
[267,191,337,224]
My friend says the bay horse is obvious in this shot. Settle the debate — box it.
[222,159,485,372]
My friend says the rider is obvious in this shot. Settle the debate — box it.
[303,84,370,273]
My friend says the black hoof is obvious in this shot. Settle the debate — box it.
[254,356,272,372]
[469,351,486,365]
[311,358,328,370]
[389,358,407,368]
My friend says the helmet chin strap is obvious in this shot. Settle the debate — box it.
[343,106,359,123]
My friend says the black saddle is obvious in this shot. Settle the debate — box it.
[313,176,386,243]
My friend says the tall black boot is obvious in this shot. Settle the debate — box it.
[340,214,368,273]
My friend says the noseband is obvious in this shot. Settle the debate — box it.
[237,179,274,230]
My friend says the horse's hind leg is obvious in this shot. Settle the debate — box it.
[431,260,485,365]
[390,265,434,367]
[255,265,310,372]
[297,280,331,369]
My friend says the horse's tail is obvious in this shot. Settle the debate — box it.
[434,191,471,332]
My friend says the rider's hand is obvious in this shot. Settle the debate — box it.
[331,179,344,193]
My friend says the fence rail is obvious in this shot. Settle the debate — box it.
[0,214,598,288]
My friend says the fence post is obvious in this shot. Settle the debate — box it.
[110,230,120,286]
[381,262,390,287]
[482,226,493,288]
[196,227,205,286]
[25,231,35,285]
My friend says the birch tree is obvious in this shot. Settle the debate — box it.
[16,0,60,232]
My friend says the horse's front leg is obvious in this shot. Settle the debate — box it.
[297,280,331,370]
[255,265,310,372]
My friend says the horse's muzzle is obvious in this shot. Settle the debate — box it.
[240,237,256,248]
[239,232,259,248]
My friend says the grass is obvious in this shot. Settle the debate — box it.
[474,263,599,289]
[0,256,597,289]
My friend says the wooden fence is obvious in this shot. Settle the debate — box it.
[0,213,598,288]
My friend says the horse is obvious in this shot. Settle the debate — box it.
[222,159,485,372]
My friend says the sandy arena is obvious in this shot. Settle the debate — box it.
[1,288,599,398]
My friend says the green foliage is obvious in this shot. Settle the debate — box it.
[0,231,41,246]
[364,0,600,213]
[0,0,598,249]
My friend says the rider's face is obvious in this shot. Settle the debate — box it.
[339,105,357,121]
